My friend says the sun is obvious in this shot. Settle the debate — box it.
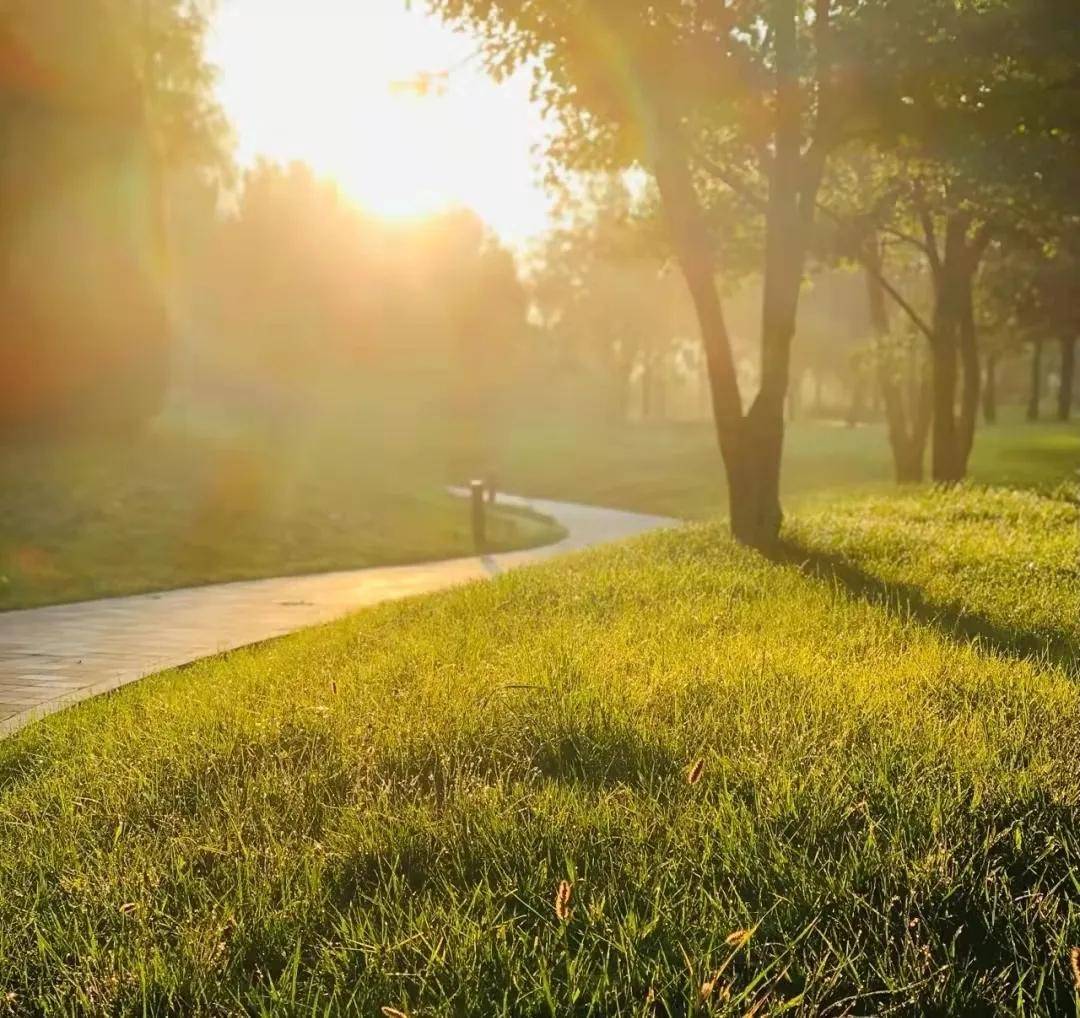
[208,0,553,244]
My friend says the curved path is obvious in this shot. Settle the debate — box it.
[0,494,674,736]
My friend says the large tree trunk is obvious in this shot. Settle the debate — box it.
[982,351,998,424]
[1028,338,1043,421]
[731,0,814,548]
[930,331,962,482]
[649,0,818,550]
[1058,334,1075,421]
[926,212,983,484]
[652,147,752,532]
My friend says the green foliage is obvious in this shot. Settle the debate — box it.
[0,488,1078,1012]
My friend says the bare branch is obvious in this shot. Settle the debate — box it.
[693,150,768,213]
[861,257,936,344]
[879,225,934,257]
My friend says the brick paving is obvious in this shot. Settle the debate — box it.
[0,495,673,735]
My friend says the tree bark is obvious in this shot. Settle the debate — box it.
[648,0,821,550]
[730,0,811,548]
[956,271,980,472]
[1058,335,1075,421]
[1028,338,1043,421]
[982,351,997,425]
[924,211,984,484]
[930,329,961,482]
[653,146,761,538]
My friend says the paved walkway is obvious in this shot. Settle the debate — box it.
[0,494,674,736]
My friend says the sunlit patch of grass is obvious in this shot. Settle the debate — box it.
[785,484,1080,670]
[0,489,1077,1012]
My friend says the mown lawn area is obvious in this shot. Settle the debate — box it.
[500,412,1080,519]
[0,425,560,611]
[3,405,1074,610]
[0,485,1076,1014]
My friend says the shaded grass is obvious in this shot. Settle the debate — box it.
[0,489,1078,1013]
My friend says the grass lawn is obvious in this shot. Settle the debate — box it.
[499,411,1080,519]
[0,425,561,612]
[0,485,1077,1014]
[3,402,1075,610]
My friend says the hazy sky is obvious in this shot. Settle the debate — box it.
[208,0,554,244]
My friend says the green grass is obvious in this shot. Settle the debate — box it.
[0,486,1077,1014]
[497,410,1080,519]
[0,425,561,611]
[3,402,1075,610]
[785,485,1080,669]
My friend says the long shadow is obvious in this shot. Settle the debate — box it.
[775,538,1080,678]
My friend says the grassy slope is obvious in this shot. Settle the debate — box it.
[786,486,1080,667]
[0,487,1077,1014]
[0,427,561,611]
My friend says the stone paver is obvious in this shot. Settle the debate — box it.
[0,494,674,736]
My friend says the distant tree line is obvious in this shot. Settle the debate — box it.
[169,160,529,437]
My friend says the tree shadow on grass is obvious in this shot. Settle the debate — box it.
[775,538,1079,679]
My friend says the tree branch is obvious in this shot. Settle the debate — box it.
[692,148,936,345]
[911,180,943,277]
[693,150,768,213]
[879,224,934,257]
[860,257,936,344]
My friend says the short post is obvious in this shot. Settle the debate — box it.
[470,479,487,552]
[486,476,497,504]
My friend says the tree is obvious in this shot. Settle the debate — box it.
[810,0,1080,480]
[427,0,901,547]
[429,0,1080,540]
[191,159,531,461]
[529,177,697,423]
[0,0,229,435]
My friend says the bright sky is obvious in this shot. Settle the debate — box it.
[208,0,554,245]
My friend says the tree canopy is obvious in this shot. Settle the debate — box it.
[0,0,229,435]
